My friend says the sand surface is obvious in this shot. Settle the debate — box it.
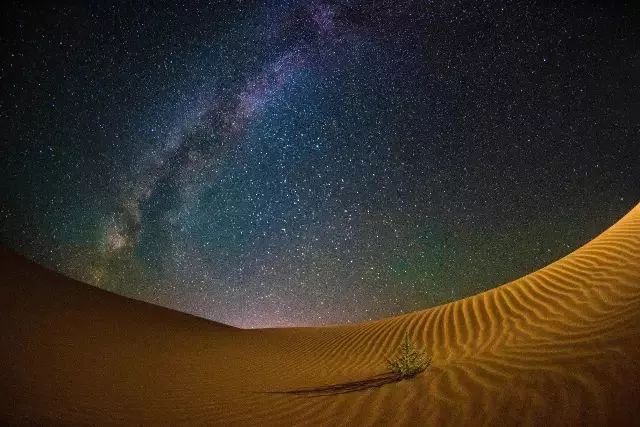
[2,203,640,425]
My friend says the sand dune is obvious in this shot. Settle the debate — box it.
[1,203,640,425]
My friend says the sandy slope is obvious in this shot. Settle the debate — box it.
[1,203,640,425]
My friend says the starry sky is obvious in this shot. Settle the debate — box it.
[1,1,639,328]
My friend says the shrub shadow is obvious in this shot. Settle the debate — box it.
[264,372,406,396]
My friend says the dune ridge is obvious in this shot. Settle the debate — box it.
[1,203,640,425]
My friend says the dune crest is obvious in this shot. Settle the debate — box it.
[2,204,640,425]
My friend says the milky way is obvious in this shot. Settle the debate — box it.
[1,1,639,327]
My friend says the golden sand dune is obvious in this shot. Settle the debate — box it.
[2,203,640,425]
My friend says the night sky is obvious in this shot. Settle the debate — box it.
[1,1,639,327]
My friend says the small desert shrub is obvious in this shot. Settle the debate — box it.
[387,334,431,378]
